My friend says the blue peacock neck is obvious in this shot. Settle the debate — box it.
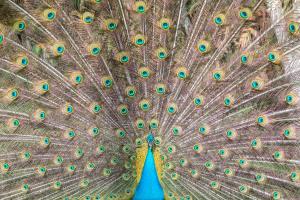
[133,133,164,200]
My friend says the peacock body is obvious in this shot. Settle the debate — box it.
[0,0,300,199]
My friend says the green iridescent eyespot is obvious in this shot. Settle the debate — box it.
[55,155,64,165]
[0,34,4,45]
[108,22,117,30]
[92,127,99,137]
[82,12,94,24]
[56,45,65,55]
[127,88,136,97]
[41,83,49,92]
[197,40,211,54]
[43,9,56,21]
[139,100,151,111]
[41,137,50,147]
[137,6,145,13]
[194,97,203,106]
[149,119,159,129]
[239,8,252,20]
[290,171,299,182]
[199,44,206,52]
[118,105,128,115]
[155,84,166,95]
[272,191,281,200]
[92,47,101,55]
[177,71,187,79]
[13,119,20,127]
[135,119,145,129]
[167,145,176,154]
[66,104,73,113]
[23,151,31,160]
[288,21,299,34]
[239,185,249,193]
[14,20,26,32]
[10,89,19,99]
[135,138,143,147]
[138,67,151,78]
[172,126,182,136]
[3,162,10,169]
[214,72,221,80]
[224,97,231,106]
[97,145,106,154]
[204,161,214,170]
[158,18,171,30]
[255,173,265,183]
[158,51,166,59]
[68,130,76,138]
[241,54,248,64]
[75,148,84,159]
[167,103,177,114]
[93,104,102,113]
[116,129,126,138]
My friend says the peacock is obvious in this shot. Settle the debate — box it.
[0,0,300,199]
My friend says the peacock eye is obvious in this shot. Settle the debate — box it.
[224,98,231,106]
[162,22,170,30]
[14,20,26,32]
[121,56,129,63]
[0,34,4,45]
[241,55,248,63]
[194,97,202,106]
[288,22,299,34]
[135,38,145,45]
[197,40,211,54]
[11,89,19,98]
[158,51,166,59]
[69,131,75,137]
[214,17,222,25]
[199,44,206,52]
[43,9,56,21]
[108,22,117,30]
[75,75,82,83]
[268,53,276,61]
[213,72,222,81]
[67,105,73,113]
[167,103,177,114]
[139,99,151,111]
[92,47,100,55]
[178,71,186,79]
[42,83,49,91]
[142,71,149,77]
[158,18,171,30]
[21,57,28,65]
[137,5,145,13]
[13,119,20,127]
[138,67,151,78]
[135,119,145,129]
[156,85,165,95]
[118,105,128,115]
[239,8,252,20]
[251,139,257,147]
[285,95,293,103]
[125,86,136,98]
[101,76,113,89]
[251,79,263,90]
[40,111,45,119]
[82,12,94,24]
[272,191,281,200]
[53,43,65,56]
[47,12,55,20]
